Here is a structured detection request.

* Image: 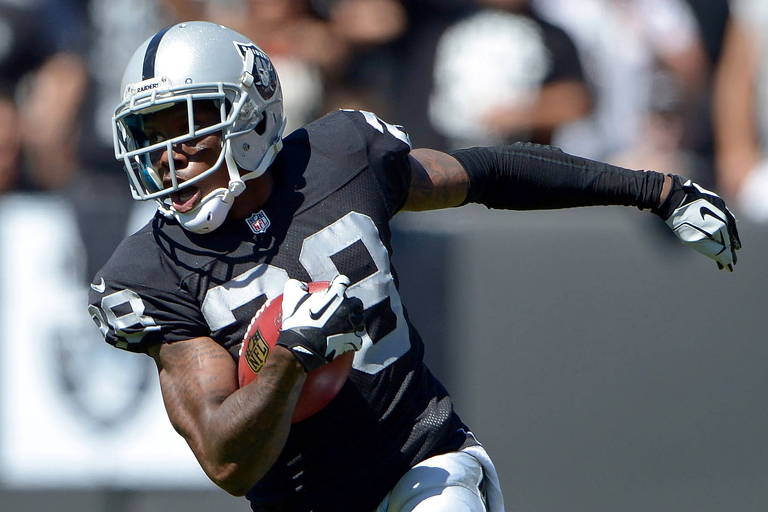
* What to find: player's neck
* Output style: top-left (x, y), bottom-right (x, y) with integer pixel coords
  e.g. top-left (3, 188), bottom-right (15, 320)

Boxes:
top-left (230, 172), bottom-right (274, 219)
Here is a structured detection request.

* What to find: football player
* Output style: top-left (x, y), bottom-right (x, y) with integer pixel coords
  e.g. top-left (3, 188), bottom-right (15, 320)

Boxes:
top-left (88, 22), bottom-right (740, 512)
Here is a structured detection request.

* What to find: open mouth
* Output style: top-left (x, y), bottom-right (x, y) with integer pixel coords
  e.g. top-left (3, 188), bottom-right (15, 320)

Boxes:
top-left (171, 186), bottom-right (201, 213)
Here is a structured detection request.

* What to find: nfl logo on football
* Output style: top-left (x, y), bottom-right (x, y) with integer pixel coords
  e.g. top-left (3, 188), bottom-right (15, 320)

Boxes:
top-left (246, 210), bottom-right (271, 235)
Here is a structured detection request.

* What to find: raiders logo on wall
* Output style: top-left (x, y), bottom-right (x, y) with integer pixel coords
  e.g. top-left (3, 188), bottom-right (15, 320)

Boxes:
top-left (53, 320), bottom-right (153, 431)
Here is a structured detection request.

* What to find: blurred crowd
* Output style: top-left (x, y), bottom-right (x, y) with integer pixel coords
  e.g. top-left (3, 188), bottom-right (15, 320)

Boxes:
top-left (1, 0), bottom-right (766, 226)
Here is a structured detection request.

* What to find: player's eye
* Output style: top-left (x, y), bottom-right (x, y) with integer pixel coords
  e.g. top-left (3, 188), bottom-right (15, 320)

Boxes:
top-left (133, 129), bottom-right (164, 148)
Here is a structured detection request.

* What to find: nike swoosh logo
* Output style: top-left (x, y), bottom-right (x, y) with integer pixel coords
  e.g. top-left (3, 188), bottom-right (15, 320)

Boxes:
top-left (309, 299), bottom-right (334, 321)
top-left (90, 278), bottom-right (106, 293)
top-left (679, 221), bottom-right (729, 248)
top-left (700, 206), bottom-right (725, 224)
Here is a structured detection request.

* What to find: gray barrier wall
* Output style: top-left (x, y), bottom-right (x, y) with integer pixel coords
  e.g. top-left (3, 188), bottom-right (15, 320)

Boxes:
top-left (393, 205), bottom-right (766, 512)
top-left (1, 202), bottom-right (764, 511)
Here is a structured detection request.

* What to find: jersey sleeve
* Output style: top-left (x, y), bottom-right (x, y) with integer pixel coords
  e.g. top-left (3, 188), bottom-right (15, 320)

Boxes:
top-left (87, 234), bottom-right (208, 353)
top-left (340, 110), bottom-right (414, 217)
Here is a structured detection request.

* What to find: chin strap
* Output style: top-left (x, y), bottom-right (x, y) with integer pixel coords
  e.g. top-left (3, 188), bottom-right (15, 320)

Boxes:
top-left (221, 140), bottom-right (247, 203)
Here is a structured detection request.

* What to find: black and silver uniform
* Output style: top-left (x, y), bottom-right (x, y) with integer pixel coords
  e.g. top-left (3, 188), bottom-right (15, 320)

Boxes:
top-left (88, 110), bottom-right (474, 511)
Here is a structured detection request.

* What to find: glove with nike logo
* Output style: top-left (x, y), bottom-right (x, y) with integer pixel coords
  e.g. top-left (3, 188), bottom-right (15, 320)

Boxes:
top-left (276, 275), bottom-right (365, 372)
top-left (653, 174), bottom-right (742, 271)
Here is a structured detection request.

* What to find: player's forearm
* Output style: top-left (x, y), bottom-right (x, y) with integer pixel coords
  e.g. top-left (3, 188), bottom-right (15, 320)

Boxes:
top-left (156, 340), bottom-right (306, 496)
top-left (200, 349), bottom-right (306, 495)
top-left (451, 143), bottom-right (667, 211)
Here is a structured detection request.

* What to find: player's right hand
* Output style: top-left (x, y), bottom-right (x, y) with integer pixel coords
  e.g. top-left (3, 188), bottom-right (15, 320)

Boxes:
top-left (653, 175), bottom-right (742, 271)
top-left (276, 276), bottom-right (365, 372)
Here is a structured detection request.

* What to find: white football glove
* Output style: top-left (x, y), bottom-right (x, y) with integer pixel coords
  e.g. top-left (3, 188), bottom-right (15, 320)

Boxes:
top-left (654, 175), bottom-right (742, 271)
top-left (276, 275), bottom-right (365, 371)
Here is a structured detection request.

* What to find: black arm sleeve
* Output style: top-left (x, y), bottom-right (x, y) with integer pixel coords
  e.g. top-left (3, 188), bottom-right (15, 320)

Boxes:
top-left (451, 143), bottom-right (665, 211)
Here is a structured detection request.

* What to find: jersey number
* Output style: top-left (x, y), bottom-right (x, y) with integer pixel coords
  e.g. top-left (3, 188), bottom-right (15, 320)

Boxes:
top-left (88, 289), bottom-right (160, 350)
top-left (299, 212), bottom-right (409, 374)
top-left (203, 212), bottom-right (409, 374)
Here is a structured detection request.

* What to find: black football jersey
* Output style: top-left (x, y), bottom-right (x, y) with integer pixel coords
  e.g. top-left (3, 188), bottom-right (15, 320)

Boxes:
top-left (88, 110), bottom-right (472, 511)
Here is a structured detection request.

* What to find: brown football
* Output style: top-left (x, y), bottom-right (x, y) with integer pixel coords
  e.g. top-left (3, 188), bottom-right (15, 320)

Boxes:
top-left (238, 281), bottom-right (354, 423)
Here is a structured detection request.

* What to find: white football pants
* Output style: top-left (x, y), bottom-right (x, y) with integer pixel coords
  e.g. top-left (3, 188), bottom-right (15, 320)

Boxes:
top-left (375, 444), bottom-right (505, 512)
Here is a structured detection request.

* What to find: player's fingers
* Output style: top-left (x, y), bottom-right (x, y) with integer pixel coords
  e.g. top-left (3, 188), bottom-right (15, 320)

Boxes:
top-left (713, 226), bottom-right (734, 267)
top-left (282, 279), bottom-right (309, 314)
top-left (714, 249), bottom-right (733, 269)
top-left (304, 275), bottom-right (351, 319)
top-left (730, 225), bottom-right (742, 253)
top-left (725, 208), bottom-right (742, 251)
top-left (327, 274), bottom-right (351, 299)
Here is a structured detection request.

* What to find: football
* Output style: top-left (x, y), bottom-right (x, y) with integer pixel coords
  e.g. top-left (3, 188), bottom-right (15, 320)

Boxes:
top-left (238, 281), bottom-right (355, 423)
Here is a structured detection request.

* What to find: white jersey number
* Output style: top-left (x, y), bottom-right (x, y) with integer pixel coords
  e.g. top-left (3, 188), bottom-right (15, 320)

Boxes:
top-left (89, 289), bottom-right (161, 349)
top-left (300, 212), bottom-right (409, 374)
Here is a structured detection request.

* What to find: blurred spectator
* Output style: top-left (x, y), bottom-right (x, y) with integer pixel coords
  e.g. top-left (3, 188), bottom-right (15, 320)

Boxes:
top-left (428, 0), bottom-right (591, 149)
top-left (683, 0), bottom-right (730, 67)
top-left (0, 0), bottom-right (82, 193)
top-left (326, 0), bottom-right (406, 46)
top-left (20, 52), bottom-right (87, 190)
top-left (611, 70), bottom-right (708, 184)
top-left (34, 0), bottom-right (176, 280)
top-left (533, 0), bottom-right (707, 162)
top-left (318, 0), bottom-right (408, 117)
top-left (0, 91), bottom-right (19, 194)
top-left (388, 0), bottom-right (473, 149)
top-left (713, 0), bottom-right (768, 222)
top-left (675, 0), bottom-right (730, 190)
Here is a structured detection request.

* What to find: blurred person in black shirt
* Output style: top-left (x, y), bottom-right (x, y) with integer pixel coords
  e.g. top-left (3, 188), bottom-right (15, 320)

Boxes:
top-left (0, 0), bottom-right (83, 193)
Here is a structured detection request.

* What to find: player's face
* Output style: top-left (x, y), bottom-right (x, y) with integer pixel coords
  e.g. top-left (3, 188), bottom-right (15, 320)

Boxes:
top-left (142, 101), bottom-right (228, 213)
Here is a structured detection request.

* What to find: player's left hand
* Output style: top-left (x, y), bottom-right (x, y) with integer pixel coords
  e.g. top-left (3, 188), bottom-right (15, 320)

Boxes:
top-left (653, 175), bottom-right (742, 271)
top-left (276, 275), bottom-right (365, 372)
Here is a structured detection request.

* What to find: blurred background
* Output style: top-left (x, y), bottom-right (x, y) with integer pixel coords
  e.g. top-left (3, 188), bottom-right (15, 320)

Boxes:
top-left (0, 0), bottom-right (765, 511)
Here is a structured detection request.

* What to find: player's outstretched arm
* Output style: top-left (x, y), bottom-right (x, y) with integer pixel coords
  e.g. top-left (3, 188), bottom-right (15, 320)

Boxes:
top-left (150, 336), bottom-right (306, 496)
top-left (405, 144), bottom-right (741, 270)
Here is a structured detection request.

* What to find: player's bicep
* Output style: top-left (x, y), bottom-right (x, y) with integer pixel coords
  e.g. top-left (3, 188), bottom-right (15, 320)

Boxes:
top-left (150, 337), bottom-right (237, 441)
top-left (401, 148), bottom-right (469, 211)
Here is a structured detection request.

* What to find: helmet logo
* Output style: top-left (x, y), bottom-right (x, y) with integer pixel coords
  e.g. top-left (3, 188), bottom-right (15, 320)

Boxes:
top-left (234, 42), bottom-right (278, 100)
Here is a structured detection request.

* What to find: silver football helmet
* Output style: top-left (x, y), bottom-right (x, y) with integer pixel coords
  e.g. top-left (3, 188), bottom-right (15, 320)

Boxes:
top-left (112, 21), bottom-right (286, 233)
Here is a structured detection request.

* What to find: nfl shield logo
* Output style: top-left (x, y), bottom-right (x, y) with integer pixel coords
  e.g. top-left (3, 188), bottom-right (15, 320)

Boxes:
top-left (246, 210), bottom-right (271, 235)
